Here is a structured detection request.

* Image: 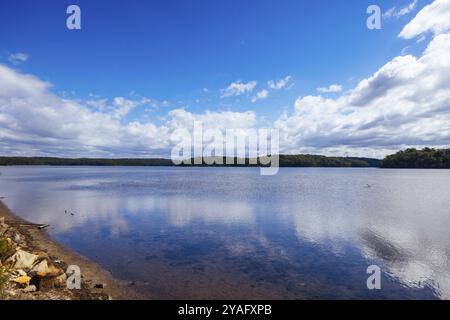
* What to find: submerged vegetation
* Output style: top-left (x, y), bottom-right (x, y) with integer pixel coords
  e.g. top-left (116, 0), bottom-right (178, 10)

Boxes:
top-left (380, 148), bottom-right (450, 169)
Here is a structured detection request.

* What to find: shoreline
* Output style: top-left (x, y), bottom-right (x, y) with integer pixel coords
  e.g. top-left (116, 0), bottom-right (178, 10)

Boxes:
top-left (0, 200), bottom-right (143, 300)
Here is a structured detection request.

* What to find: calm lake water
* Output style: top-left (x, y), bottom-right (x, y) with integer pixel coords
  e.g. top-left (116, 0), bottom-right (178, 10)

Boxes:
top-left (0, 166), bottom-right (449, 299)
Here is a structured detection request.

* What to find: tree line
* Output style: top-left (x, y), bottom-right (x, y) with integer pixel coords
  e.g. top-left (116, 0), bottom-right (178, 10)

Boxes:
top-left (0, 155), bottom-right (380, 167)
top-left (0, 148), bottom-right (448, 168)
top-left (380, 148), bottom-right (450, 169)
top-left (0, 157), bottom-right (173, 166)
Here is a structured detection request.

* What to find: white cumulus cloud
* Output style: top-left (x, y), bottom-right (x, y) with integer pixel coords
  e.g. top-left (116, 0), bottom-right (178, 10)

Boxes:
top-left (8, 52), bottom-right (28, 64)
top-left (399, 0), bottom-right (450, 39)
top-left (275, 28), bottom-right (450, 157)
top-left (317, 84), bottom-right (343, 93)
top-left (252, 89), bottom-right (269, 103)
top-left (220, 80), bottom-right (257, 98)
top-left (384, 0), bottom-right (418, 19)
top-left (0, 64), bottom-right (258, 157)
top-left (268, 76), bottom-right (292, 90)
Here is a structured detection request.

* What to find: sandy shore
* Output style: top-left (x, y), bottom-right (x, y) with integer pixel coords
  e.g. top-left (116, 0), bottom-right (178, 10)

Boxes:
top-left (0, 200), bottom-right (143, 300)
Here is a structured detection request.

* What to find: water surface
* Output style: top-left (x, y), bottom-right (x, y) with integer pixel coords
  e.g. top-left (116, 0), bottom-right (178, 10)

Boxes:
top-left (0, 166), bottom-right (449, 299)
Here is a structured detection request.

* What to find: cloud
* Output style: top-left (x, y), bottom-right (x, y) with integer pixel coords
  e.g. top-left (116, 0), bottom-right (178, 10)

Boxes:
top-left (399, 0), bottom-right (450, 39)
top-left (317, 84), bottom-right (343, 93)
top-left (86, 96), bottom-right (154, 118)
top-left (111, 96), bottom-right (151, 119)
top-left (1, 1), bottom-right (449, 159)
top-left (275, 26), bottom-right (450, 157)
top-left (8, 52), bottom-right (28, 64)
top-left (383, 7), bottom-right (397, 19)
top-left (168, 108), bottom-right (257, 132)
top-left (384, 0), bottom-right (418, 19)
top-left (86, 98), bottom-right (108, 110)
top-left (398, 0), bottom-right (419, 16)
top-left (220, 80), bottom-right (257, 98)
top-left (268, 76), bottom-right (292, 90)
top-left (0, 64), bottom-right (258, 157)
top-left (252, 89), bottom-right (269, 103)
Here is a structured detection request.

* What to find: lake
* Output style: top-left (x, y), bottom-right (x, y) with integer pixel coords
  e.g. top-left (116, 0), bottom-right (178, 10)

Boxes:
top-left (0, 166), bottom-right (449, 299)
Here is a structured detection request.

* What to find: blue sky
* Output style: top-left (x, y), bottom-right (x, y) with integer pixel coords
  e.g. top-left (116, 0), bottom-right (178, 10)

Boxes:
top-left (0, 0), bottom-right (449, 158)
top-left (0, 1), bottom-right (428, 116)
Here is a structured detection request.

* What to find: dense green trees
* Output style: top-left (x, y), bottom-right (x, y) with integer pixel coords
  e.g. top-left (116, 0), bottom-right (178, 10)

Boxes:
top-left (278, 155), bottom-right (378, 167)
top-left (2, 149), bottom-right (449, 168)
top-left (0, 157), bottom-right (173, 166)
top-left (0, 155), bottom-right (379, 167)
top-left (380, 148), bottom-right (450, 169)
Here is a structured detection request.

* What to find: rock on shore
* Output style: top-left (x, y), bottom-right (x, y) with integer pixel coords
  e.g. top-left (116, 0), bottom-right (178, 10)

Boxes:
top-left (0, 217), bottom-right (110, 300)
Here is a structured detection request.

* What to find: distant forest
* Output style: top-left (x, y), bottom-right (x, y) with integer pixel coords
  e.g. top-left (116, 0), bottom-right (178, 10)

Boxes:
top-left (0, 155), bottom-right (379, 167)
top-left (380, 148), bottom-right (450, 169)
top-left (278, 155), bottom-right (380, 167)
top-left (0, 148), bottom-right (449, 168)
top-left (0, 157), bottom-right (173, 166)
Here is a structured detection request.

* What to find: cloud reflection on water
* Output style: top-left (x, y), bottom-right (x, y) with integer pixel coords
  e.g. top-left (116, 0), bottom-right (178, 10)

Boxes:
top-left (1, 167), bottom-right (449, 298)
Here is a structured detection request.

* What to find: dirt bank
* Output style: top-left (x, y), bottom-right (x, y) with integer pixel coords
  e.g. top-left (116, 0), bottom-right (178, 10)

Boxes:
top-left (0, 200), bottom-right (142, 300)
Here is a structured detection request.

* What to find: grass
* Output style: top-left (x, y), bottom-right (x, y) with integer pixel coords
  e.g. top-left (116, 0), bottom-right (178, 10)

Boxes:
top-left (0, 266), bottom-right (9, 298)
top-left (0, 237), bottom-right (14, 298)
top-left (0, 237), bottom-right (15, 261)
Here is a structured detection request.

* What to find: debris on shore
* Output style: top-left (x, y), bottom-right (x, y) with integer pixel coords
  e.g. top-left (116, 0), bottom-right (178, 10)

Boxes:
top-left (0, 216), bottom-right (110, 300)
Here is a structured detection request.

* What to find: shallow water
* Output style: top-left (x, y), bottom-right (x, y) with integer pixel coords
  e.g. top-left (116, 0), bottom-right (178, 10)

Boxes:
top-left (0, 166), bottom-right (449, 299)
